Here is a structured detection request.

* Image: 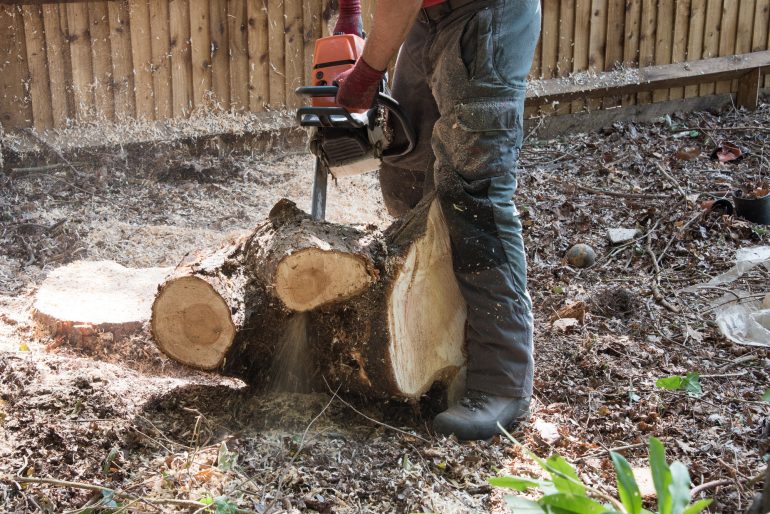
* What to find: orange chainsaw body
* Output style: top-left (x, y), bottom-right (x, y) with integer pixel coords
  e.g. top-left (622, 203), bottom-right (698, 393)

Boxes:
top-left (310, 34), bottom-right (366, 112)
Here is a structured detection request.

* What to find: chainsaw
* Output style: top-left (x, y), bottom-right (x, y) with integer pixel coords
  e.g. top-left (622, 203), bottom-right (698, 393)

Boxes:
top-left (295, 32), bottom-right (415, 220)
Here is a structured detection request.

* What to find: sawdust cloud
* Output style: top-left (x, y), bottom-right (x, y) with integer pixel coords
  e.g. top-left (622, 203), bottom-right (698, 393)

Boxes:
top-left (268, 312), bottom-right (313, 393)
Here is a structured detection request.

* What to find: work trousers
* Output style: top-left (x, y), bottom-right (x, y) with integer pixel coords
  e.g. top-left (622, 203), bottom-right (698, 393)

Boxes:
top-left (381, 0), bottom-right (541, 397)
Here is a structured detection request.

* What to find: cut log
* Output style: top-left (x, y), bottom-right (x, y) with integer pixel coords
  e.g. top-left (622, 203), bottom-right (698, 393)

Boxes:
top-left (251, 199), bottom-right (379, 312)
top-left (312, 198), bottom-right (467, 398)
top-left (151, 199), bottom-right (380, 381)
top-left (150, 197), bottom-right (467, 399)
top-left (33, 260), bottom-right (172, 343)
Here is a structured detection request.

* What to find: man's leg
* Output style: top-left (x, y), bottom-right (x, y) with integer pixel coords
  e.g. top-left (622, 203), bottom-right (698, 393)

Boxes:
top-left (427, 0), bottom-right (541, 439)
top-left (379, 19), bottom-right (440, 217)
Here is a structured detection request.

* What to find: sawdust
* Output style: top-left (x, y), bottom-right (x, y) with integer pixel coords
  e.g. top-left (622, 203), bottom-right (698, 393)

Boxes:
top-left (2, 104), bottom-right (770, 512)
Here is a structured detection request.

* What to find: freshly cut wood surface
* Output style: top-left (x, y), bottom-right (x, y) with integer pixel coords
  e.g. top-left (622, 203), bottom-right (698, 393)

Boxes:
top-left (152, 242), bottom-right (246, 370)
top-left (34, 260), bottom-right (172, 341)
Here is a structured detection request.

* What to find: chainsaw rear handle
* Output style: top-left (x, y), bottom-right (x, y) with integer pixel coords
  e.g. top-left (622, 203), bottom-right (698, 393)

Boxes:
top-left (295, 86), bottom-right (416, 158)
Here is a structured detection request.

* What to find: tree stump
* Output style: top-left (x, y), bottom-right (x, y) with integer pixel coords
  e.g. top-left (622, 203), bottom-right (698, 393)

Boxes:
top-left (33, 260), bottom-right (172, 343)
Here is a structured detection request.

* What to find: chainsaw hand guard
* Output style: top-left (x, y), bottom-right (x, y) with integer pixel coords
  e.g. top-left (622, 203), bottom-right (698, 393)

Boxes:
top-left (296, 86), bottom-right (416, 159)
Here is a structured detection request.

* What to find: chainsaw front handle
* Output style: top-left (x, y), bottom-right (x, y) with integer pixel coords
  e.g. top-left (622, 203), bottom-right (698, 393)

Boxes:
top-left (295, 86), bottom-right (416, 159)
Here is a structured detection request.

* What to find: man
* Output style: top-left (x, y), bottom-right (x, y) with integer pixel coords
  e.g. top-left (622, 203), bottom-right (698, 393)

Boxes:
top-left (334, 0), bottom-right (541, 440)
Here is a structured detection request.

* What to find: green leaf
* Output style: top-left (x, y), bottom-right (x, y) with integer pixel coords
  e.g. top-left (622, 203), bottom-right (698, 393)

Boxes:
top-left (682, 373), bottom-right (702, 396)
top-left (610, 452), bottom-right (642, 514)
top-left (648, 438), bottom-right (672, 514)
top-left (655, 373), bottom-right (701, 396)
top-left (488, 476), bottom-right (546, 491)
top-left (217, 442), bottom-right (238, 471)
top-left (668, 462), bottom-right (692, 514)
top-left (656, 376), bottom-right (684, 390)
top-left (546, 455), bottom-right (586, 496)
top-left (213, 496), bottom-right (238, 514)
top-left (199, 495), bottom-right (214, 506)
top-left (505, 496), bottom-right (547, 513)
top-left (539, 493), bottom-right (608, 514)
top-left (681, 499), bottom-right (713, 514)
top-left (763, 388), bottom-right (770, 402)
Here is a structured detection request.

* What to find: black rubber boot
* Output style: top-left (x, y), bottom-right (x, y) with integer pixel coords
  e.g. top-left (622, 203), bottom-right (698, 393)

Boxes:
top-left (433, 390), bottom-right (530, 441)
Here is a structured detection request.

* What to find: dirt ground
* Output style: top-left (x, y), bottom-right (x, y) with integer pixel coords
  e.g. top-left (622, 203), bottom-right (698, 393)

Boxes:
top-left (1, 103), bottom-right (769, 513)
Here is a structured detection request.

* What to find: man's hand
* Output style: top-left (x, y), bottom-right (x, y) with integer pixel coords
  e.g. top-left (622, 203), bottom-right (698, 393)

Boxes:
top-left (335, 0), bottom-right (422, 110)
top-left (335, 58), bottom-right (385, 110)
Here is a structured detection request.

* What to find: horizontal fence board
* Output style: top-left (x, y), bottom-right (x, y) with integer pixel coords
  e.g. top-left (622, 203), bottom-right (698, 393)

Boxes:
top-left (2, 0), bottom-right (769, 131)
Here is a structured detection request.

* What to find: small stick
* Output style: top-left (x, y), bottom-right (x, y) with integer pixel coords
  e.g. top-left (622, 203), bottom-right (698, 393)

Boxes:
top-left (699, 370), bottom-right (748, 378)
top-left (2, 475), bottom-right (207, 509)
top-left (690, 479), bottom-right (733, 497)
top-left (656, 211), bottom-right (702, 266)
top-left (646, 231), bottom-right (680, 313)
top-left (578, 441), bottom-right (648, 459)
top-left (323, 377), bottom-right (430, 443)
top-left (688, 125), bottom-right (770, 132)
top-left (575, 184), bottom-right (669, 200)
top-left (22, 128), bottom-right (81, 178)
top-left (655, 162), bottom-right (688, 202)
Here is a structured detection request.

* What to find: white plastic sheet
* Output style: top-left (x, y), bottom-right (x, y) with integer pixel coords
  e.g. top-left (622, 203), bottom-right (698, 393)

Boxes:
top-left (684, 246), bottom-right (770, 346)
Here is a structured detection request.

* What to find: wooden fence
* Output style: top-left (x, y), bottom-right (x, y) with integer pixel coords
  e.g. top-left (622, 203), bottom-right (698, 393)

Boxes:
top-left (1, 0), bottom-right (769, 131)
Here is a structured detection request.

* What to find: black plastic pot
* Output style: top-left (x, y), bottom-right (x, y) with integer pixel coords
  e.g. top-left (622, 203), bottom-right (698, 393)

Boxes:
top-left (733, 189), bottom-right (770, 225)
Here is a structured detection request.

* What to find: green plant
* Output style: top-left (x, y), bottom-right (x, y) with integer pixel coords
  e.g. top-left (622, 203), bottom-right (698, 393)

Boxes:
top-left (655, 373), bottom-right (702, 396)
top-left (199, 494), bottom-right (239, 514)
top-left (489, 429), bottom-right (711, 514)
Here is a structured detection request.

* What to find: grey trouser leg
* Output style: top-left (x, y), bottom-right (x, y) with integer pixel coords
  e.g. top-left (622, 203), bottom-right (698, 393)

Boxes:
top-left (384, 0), bottom-right (541, 397)
top-left (379, 23), bottom-right (439, 217)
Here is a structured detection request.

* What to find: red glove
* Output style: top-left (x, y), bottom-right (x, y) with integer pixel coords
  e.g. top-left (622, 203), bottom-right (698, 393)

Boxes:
top-left (334, 0), bottom-right (363, 37)
top-left (335, 58), bottom-right (385, 110)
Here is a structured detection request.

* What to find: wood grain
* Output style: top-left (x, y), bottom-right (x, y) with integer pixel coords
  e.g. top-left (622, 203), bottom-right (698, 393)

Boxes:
top-left (652, 0), bottom-right (674, 102)
top-left (169, 0), bottom-right (192, 116)
top-left (209, 0), bottom-right (230, 109)
top-left (89, 1), bottom-right (115, 120)
top-left (248, 0), bottom-right (269, 110)
top-left (699, 0), bottom-right (723, 95)
top-left (622, 0), bottom-right (642, 105)
top-left (128, 0), bottom-right (154, 119)
top-left (149, 0), bottom-right (172, 118)
top-left (41, 4), bottom-right (74, 126)
top-left (669, 0), bottom-right (691, 99)
top-left (22, 4), bottom-right (54, 130)
top-left (284, 0), bottom-right (303, 108)
top-left (684, 0), bottom-right (705, 97)
top-left (189, 0), bottom-right (212, 108)
top-left (715, 0), bottom-right (738, 93)
top-left (108, 0), bottom-right (135, 120)
top-left (267, 0), bottom-right (285, 106)
top-left (65, 2), bottom-right (95, 120)
top-left (636, 0), bottom-right (657, 103)
top-left (228, 0), bottom-right (249, 110)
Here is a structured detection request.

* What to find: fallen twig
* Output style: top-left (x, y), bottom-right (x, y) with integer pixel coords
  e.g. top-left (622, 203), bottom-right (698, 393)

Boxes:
top-left (575, 184), bottom-right (669, 200)
top-left (323, 377), bottom-right (430, 443)
top-left (656, 211), bottom-right (702, 266)
top-left (646, 228), bottom-right (680, 313)
top-left (690, 479), bottom-right (733, 497)
top-left (3, 475), bottom-right (207, 509)
top-left (655, 162), bottom-right (688, 202)
top-left (577, 441), bottom-right (648, 459)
